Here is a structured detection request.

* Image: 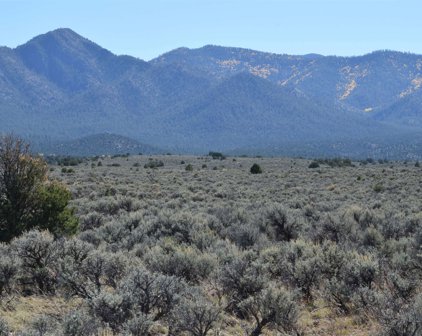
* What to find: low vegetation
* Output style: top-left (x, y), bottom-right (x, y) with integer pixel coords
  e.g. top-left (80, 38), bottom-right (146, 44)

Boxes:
top-left (0, 138), bottom-right (421, 335)
top-left (250, 163), bottom-right (263, 174)
top-left (0, 136), bottom-right (77, 242)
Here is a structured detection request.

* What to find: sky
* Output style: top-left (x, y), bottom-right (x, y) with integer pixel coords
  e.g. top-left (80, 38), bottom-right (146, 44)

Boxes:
top-left (0, 0), bottom-right (421, 60)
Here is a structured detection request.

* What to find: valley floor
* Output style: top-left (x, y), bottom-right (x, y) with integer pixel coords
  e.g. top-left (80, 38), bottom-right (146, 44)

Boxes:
top-left (1, 155), bottom-right (421, 335)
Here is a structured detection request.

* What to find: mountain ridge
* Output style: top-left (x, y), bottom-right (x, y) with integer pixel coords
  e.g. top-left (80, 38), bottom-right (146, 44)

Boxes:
top-left (34, 133), bottom-right (162, 156)
top-left (1, 28), bottom-right (421, 159)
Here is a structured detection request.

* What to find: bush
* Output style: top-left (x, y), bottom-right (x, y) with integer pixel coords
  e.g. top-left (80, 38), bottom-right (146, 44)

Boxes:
top-left (172, 294), bottom-right (221, 336)
top-left (144, 160), bottom-right (164, 169)
top-left (0, 135), bottom-right (46, 241)
top-left (79, 212), bottom-right (104, 231)
top-left (55, 156), bottom-right (84, 166)
top-left (315, 158), bottom-right (353, 168)
top-left (119, 267), bottom-right (186, 320)
top-left (147, 211), bottom-right (194, 243)
top-left (219, 251), bottom-right (266, 313)
top-left (61, 167), bottom-right (75, 174)
top-left (93, 292), bottom-right (131, 332)
top-left (370, 291), bottom-right (422, 336)
top-left (122, 314), bottom-right (152, 336)
top-left (0, 135), bottom-right (77, 242)
top-left (322, 253), bottom-right (379, 313)
top-left (27, 315), bottom-right (56, 336)
top-left (60, 310), bottom-right (99, 336)
top-left (145, 244), bottom-right (215, 283)
top-left (265, 241), bottom-right (322, 302)
top-left (185, 164), bottom-right (194, 171)
top-left (0, 317), bottom-right (9, 336)
top-left (30, 181), bottom-right (79, 237)
top-left (227, 223), bottom-right (261, 248)
top-left (0, 251), bottom-right (19, 296)
top-left (250, 163), bottom-right (262, 174)
top-left (208, 152), bottom-right (226, 160)
top-left (308, 161), bottom-right (320, 168)
top-left (373, 183), bottom-right (384, 193)
top-left (58, 249), bottom-right (125, 300)
top-left (264, 205), bottom-right (302, 241)
top-left (11, 230), bottom-right (57, 294)
top-left (239, 285), bottom-right (299, 336)
top-left (312, 214), bottom-right (355, 244)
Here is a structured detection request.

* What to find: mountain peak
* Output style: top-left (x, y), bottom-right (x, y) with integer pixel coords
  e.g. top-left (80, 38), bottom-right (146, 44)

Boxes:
top-left (49, 27), bottom-right (82, 37)
top-left (14, 28), bottom-right (114, 91)
top-left (46, 28), bottom-right (91, 44)
top-left (17, 28), bottom-right (106, 53)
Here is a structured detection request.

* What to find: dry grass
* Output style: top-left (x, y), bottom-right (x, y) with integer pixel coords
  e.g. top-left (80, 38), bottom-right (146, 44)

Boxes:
top-left (0, 296), bottom-right (78, 332)
top-left (300, 301), bottom-right (379, 336)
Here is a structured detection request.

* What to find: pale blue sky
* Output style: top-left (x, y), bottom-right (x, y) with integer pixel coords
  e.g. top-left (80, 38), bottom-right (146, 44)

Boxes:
top-left (0, 0), bottom-right (421, 60)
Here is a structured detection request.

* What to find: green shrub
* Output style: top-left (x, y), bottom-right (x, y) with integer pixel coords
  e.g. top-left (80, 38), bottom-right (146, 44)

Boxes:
top-left (373, 183), bottom-right (384, 193)
top-left (144, 160), bottom-right (164, 169)
top-left (61, 167), bottom-right (75, 174)
top-left (0, 135), bottom-right (71, 241)
top-left (308, 161), bottom-right (320, 168)
top-left (314, 158), bottom-right (353, 168)
top-left (208, 151), bottom-right (226, 160)
top-left (31, 181), bottom-right (79, 237)
top-left (250, 163), bottom-right (262, 174)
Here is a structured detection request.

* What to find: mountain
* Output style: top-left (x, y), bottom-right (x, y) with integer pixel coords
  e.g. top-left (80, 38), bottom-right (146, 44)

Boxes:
top-left (152, 46), bottom-right (422, 115)
top-left (373, 90), bottom-right (422, 127)
top-left (0, 28), bottom-right (421, 159)
top-left (162, 72), bottom-right (396, 149)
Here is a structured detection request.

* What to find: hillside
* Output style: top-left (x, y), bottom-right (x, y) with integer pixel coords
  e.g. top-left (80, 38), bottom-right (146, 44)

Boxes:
top-left (153, 47), bottom-right (422, 114)
top-left (0, 29), bottom-right (422, 158)
top-left (374, 89), bottom-right (422, 127)
top-left (35, 133), bottom-right (162, 156)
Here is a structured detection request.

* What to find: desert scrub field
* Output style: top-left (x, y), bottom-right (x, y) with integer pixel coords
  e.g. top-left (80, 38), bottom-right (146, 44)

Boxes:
top-left (1, 154), bottom-right (421, 335)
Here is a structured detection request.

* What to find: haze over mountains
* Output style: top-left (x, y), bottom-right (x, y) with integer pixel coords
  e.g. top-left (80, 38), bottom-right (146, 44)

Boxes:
top-left (0, 28), bottom-right (421, 158)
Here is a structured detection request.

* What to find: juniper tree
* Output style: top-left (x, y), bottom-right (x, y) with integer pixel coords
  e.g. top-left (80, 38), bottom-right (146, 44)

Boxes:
top-left (0, 135), bottom-right (77, 241)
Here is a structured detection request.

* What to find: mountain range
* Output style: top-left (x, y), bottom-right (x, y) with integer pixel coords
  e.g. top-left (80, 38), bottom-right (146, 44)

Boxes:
top-left (0, 28), bottom-right (421, 158)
